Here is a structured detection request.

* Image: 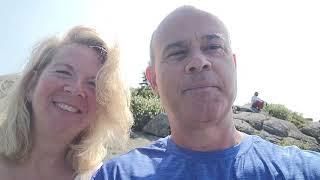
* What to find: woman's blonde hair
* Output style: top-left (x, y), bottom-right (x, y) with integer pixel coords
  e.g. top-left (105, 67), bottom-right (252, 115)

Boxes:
top-left (0, 26), bottom-right (133, 176)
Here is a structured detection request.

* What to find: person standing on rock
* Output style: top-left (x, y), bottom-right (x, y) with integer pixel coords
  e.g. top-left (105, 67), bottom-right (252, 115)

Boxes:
top-left (92, 6), bottom-right (320, 180)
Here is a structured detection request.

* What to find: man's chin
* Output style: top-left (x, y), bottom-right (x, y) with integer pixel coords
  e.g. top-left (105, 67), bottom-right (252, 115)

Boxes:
top-left (181, 111), bottom-right (226, 124)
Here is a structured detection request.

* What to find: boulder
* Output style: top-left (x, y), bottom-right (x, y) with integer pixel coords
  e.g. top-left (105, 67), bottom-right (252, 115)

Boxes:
top-left (0, 74), bottom-right (19, 99)
top-left (0, 80), bottom-right (14, 99)
top-left (300, 122), bottom-right (320, 142)
top-left (258, 130), bottom-right (283, 144)
top-left (233, 112), bottom-right (269, 130)
top-left (234, 118), bottom-right (258, 135)
top-left (275, 119), bottom-right (313, 141)
top-left (143, 113), bottom-right (170, 137)
top-left (263, 118), bottom-right (290, 137)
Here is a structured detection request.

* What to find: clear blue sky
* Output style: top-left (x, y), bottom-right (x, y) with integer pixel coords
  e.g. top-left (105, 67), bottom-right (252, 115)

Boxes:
top-left (1, 0), bottom-right (319, 121)
top-left (0, 0), bottom-right (92, 74)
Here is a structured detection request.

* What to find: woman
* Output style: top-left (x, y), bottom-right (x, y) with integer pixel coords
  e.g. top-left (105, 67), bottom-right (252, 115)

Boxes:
top-left (0, 26), bottom-right (133, 179)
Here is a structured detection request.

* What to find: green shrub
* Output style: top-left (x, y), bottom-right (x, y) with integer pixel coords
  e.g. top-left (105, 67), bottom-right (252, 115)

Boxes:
top-left (278, 139), bottom-right (311, 150)
top-left (264, 104), bottom-right (306, 128)
top-left (288, 112), bottom-right (306, 129)
top-left (264, 104), bottom-right (291, 120)
top-left (130, 86), bottom-right (158, 99)
top-left (130, 87), bottom-right (163, 131)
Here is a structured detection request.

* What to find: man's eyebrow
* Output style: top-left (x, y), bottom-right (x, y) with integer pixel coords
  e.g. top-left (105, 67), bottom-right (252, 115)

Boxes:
top-left (162, 40), bottom-right (187, 56)
top-left (201, 34), bottom-right (225, 41)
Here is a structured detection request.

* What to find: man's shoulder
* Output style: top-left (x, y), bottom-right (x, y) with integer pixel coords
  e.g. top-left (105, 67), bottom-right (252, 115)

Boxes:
top-left (249, 135), bottom-right (319, 157)
top-left (92, 136), bottom-right (169, 179)
top-left (235, 135), bottom-right (320, 179)
top-left (248, 135), bottom-right (320, 172)
top-left (109, 136), bottom-right (168, 164)
top-left (250, 135), bottom-right (319, 155)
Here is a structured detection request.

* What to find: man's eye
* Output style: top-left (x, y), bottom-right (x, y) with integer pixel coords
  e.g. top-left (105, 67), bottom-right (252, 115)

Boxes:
top-left (55, 70), bottom-right (72, 76)
top-left (207, 45), bottom-right (223, 50)
top-left (168, 50), bottom-right (186, 57)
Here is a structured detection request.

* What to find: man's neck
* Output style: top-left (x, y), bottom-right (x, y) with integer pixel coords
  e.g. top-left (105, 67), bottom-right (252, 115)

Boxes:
top-left (170, 113), bottom-right (244, 152)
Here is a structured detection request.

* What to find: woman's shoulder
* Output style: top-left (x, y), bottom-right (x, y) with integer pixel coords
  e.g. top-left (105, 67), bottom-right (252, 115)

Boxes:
top-left (74, 162), bottom-right (103, 180)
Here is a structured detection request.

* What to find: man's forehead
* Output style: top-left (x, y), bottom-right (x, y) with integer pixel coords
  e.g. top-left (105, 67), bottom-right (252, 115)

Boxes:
top-left (153, 7), bottom-right (229, 48)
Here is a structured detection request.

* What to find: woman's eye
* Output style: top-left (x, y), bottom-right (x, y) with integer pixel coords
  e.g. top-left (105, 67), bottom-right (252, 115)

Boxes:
top-left (55, 70), bottom-right (72, 76)
top-left (88, 81), bottom-right (96, 88)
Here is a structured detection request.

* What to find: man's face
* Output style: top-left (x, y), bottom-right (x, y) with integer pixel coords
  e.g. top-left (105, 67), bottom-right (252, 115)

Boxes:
top-left (150, 10), bottom-right (237, 128)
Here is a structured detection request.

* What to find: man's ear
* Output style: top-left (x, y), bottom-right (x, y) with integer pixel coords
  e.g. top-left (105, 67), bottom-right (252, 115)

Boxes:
top-left (232, 54), bottom-right (237, 68)
top-left (146, 66), bottom-right (159, 95)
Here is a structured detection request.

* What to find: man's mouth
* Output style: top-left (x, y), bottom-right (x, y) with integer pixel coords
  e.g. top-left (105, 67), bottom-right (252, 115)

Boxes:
top-left (183, 86), bottom-right (218, 93)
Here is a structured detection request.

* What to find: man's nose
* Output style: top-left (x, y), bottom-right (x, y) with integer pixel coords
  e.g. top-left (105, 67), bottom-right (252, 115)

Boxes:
top-left (63, 80), bottom-right (86, 98)
top-left (185, 51), bottom-right (212, 73)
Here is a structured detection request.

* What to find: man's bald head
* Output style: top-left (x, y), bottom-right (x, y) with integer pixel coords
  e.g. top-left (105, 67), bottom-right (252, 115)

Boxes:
top-left (149, 6), bottom-right (231, 67)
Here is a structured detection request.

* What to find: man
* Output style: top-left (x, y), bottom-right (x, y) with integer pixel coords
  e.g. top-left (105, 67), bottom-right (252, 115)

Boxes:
top-left (93, 6), bottom-right (320, 179)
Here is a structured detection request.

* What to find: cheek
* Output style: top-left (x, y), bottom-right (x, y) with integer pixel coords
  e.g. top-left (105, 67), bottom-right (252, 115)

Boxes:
top-left (158, 67), bottom-right (181, 96)
top-left (87, 94), bottom-right (98, 115)
top-left (217, 64), bottom-right (237, 95)
top-left (158, 64), bottom-right (183, 84)
top-left (32, 77), bottom-right (56, 101)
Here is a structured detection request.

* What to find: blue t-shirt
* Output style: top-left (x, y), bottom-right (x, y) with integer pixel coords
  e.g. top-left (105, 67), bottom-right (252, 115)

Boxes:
top-left (92, 135), bottom-right (320, 180)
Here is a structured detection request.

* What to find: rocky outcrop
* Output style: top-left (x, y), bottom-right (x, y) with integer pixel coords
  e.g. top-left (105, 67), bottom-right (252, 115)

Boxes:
top-left (233, 118), bottom-right (259, 135)
top-left (263, 118), bottom-right (290, 137)
top-left (258, 130), bottom-right (283, 144)
top-left (233, 112), bottom-right (267, 130)
top-left (301, 122), bottom-right (320, 143)
top-left (142, 110), bottom-right (320, 152)
top-left (143, 113), bottom-right (170, 137)
top-left (0, 74), bottom-right (19, 99)
top-left (235, 112), bottom-right (319, 151)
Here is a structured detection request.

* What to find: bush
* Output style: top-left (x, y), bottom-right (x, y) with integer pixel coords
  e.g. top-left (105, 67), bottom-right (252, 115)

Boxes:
top-left (278, 139), bottom-right (311, 150)
top-left (264, 104), bottom-right (290, 120)
top-left (264, 104), bottom-right (306, 128)
top-left (130, 87), bottom-right (163, 131)
top-left (288, 112), bottom-right (306, 129)
top-left (130, 86), bottom-right (158, 99)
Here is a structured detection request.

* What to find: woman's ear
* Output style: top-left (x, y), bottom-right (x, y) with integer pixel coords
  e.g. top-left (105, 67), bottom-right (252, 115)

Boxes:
top-left (26, 73), bottom-right (38, 102)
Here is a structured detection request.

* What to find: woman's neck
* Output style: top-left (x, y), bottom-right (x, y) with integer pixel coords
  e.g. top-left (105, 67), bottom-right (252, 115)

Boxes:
top-left (13, 135), bottom-right (74, 179)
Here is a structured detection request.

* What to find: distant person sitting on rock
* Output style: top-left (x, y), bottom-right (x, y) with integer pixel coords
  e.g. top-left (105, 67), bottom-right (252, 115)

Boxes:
top-left (251, 92), bottom-right (265, 112)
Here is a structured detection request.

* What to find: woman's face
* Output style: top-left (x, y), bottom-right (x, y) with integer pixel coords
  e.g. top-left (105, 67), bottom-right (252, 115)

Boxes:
top-left (29, 43), bottom-right (103, 140)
